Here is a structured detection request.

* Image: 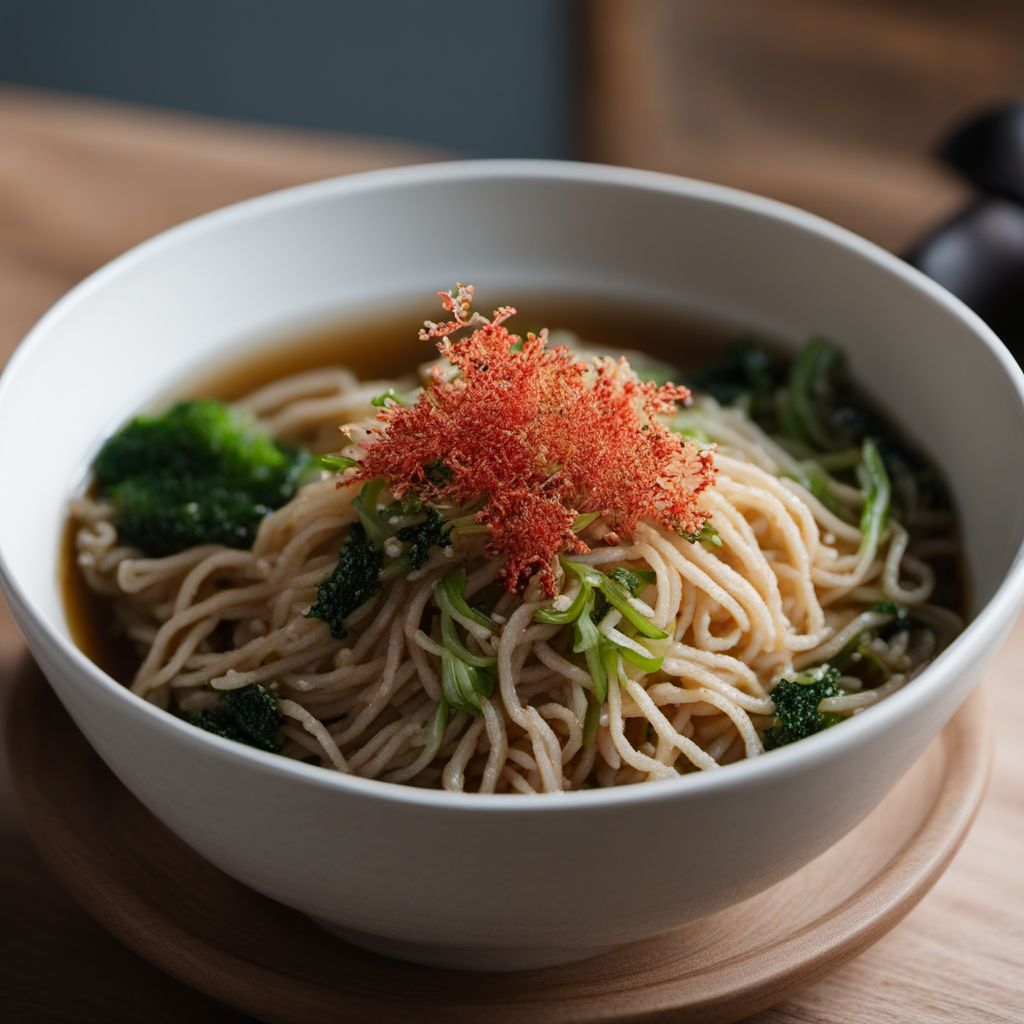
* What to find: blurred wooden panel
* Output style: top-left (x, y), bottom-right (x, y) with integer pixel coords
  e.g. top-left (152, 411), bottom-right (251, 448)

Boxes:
top-left (582, 0), bottom-right (1024, 251)
top-left (0, 86), bottom-right (441, 355)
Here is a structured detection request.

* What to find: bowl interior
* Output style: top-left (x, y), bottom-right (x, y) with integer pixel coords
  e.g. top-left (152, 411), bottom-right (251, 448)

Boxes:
top-left (2, 163), bottom-right (1023, 651)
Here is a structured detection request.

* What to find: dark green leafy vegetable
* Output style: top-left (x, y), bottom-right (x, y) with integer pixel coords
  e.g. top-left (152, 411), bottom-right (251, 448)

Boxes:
top-left (95, 399), bottom-right (313, 556)
top-left (311, 481), bottom-right (452, 632)
top-left (107, 478), bottom-right (274, 554)
top-left (779, 337), bottom-right (845, 451)
top-left (306, 521), bottom-right (383, 639)
top-left (94, 399), bottom-right (308, 500)
top-left (765, 665), bottom-right (844, 750)
top-left (189, 683), bottom-right (282, 752)
top-left (396, 509), bottom-right (450, 570)
top-left (689, 336), bottom-right (951, 537)
top-left (686, 340), bottom-right (778, 419)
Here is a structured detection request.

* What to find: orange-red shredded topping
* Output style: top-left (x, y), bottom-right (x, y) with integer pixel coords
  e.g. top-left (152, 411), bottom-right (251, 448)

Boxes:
top-left (354, 285), bottom-right (716, 594)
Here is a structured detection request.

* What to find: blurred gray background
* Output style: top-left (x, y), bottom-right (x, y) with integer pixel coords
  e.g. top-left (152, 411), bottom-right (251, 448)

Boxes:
top-left (0, 0), bottom-right (579, 157)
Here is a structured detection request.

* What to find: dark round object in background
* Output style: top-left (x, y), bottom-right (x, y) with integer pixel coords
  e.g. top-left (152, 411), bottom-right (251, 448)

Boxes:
top-left (941, 102), bottom-right (1024, 205)
top-left (906, 199), bottom-right (1024, 359)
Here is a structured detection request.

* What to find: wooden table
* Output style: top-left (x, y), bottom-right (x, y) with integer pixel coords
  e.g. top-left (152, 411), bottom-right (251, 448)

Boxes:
top-left (1, 85), bottom-right (1022, 1023)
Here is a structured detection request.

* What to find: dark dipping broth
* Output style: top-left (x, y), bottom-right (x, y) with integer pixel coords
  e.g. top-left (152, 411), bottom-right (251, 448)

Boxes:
top-left (62, 293), bottom-right (967, 690)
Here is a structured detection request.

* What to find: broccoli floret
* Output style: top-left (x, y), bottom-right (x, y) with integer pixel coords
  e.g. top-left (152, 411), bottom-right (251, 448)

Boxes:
top-left (396, 508), bottom-right (450, 570)
top-left (95, 399), bottom-right (313, 556)
top-left (189, 683), bottom-right (282, 752)
top-left (107, 478), bottom-right (272, 555)
top-left (96, 399), bottom-right (309, 504)
top-left (765, 665), bottom-right (844, 750)
top-left (306, 522), bottom-right (383, 639)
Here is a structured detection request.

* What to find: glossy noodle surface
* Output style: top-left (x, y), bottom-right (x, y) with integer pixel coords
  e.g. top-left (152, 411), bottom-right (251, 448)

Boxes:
top-left (66, 292), bottom-right (964, 792)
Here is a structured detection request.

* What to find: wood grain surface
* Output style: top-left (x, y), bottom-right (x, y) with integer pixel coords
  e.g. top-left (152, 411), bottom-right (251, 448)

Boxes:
top-left (4, 658), bottom-right (992, 1024)
top-left (583, 0), bottom-right (1024, 255)
top-left (0, 79), bottom-right (1023, 1022)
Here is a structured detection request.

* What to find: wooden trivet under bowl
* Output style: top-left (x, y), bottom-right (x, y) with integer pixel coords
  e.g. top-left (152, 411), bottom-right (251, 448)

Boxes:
top-left (6, 657), bottom-right (990, 1024)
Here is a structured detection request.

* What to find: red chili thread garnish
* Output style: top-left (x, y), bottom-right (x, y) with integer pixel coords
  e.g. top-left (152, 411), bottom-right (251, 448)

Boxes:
top-left (354, 284), bottom-right (716, 594)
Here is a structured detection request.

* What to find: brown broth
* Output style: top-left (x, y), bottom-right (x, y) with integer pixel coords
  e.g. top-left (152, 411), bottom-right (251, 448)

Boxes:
top-left (175, 295), bottom-right (729, 404)
top-left (61, 295), bottom-right (729, 682)
top-left (61, 295), bottom-right (966, 683)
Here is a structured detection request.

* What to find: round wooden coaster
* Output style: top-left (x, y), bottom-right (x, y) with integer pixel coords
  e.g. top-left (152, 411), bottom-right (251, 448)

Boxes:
top-left (7, 656), bottom-right (990, 1024)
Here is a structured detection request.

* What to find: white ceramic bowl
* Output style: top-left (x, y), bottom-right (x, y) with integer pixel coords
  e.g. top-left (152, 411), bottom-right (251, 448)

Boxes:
top-left (2, 161), bottom-right (1024, 971)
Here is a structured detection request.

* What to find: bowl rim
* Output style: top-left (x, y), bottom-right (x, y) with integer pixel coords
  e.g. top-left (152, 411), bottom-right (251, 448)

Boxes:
top-left (2, 157), bottom-right (1023, 813)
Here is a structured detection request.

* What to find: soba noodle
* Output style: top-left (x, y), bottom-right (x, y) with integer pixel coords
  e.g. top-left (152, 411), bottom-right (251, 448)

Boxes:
top-left (70, 336), bottom-right (962, 793)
